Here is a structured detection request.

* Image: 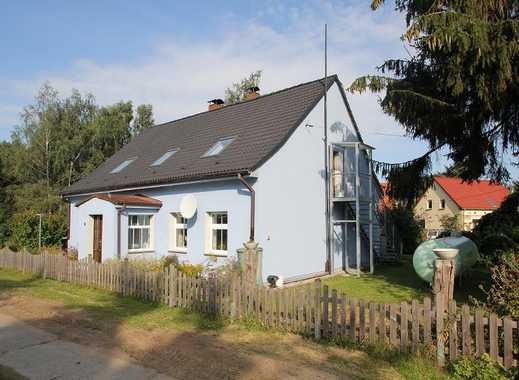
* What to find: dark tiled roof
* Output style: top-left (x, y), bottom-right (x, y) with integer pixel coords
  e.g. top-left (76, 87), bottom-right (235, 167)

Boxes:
top-left (62, 76), bottom-right (338, 196)
top-left (76, 194), bottom-right (162, 207)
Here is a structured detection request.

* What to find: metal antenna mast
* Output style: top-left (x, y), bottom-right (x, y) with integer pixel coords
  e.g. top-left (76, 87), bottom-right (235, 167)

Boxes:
top-left (323, 24), bottom-right (331, 272)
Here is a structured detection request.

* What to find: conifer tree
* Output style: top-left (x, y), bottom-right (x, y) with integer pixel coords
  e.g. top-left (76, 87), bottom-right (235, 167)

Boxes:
top-left (350, 0), bottom-right (519, 205)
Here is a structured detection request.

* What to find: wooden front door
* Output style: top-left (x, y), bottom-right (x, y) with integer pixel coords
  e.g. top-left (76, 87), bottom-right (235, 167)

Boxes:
top-left (92, 215), bottom-right (103, 263)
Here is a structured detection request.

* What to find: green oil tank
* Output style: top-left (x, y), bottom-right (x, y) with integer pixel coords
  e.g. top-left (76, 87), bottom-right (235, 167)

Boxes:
top-left (413, 236), bottom-right (479, 283)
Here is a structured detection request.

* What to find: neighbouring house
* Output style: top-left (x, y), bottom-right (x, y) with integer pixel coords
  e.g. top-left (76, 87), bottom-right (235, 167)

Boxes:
top-left (414, 176), bottom-right (509, 238)
top-left (62, 76), bottom-right (399, 282)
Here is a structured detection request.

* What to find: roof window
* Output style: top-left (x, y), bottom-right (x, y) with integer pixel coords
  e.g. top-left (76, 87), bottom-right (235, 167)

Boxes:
top-left (110, 157), bottom-right (137, 174)
top-left (203, 137), bottom-right (234, 157)
top-left (151, 148), bottom-right (178, 167)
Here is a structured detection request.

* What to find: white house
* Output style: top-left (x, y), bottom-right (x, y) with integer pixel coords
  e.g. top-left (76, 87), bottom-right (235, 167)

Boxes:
top-left (62, 76), bottom-right (397, 282)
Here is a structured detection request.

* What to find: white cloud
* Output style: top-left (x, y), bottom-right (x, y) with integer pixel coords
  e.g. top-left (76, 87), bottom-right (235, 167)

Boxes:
top-left (0, 0), bottom-right (437, 165)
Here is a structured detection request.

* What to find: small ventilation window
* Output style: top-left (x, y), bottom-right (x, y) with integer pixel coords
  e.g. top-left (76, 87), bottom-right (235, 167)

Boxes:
top-left (110, 157), bottom-right (137, 174)
top-left (203, 137), bottom-right (234, 157)
top-left (151, 148), bottom-right (178, 167)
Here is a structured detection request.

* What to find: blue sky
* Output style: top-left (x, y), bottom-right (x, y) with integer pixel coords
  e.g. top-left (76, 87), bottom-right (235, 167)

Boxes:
top-left (1, 1), bottom-right (516, 178)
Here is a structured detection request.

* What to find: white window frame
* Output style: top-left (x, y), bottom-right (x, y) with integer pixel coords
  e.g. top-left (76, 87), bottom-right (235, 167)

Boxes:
top-left (169, 213), bottom-right (188, 253)
top-left (427, 199), bottom-right (433, 210)
top-left (127, 214), bottom-right (154, 253)
top-left (206, 212), bottom-right (228, 256)
top-left (439, 199), bottom-right (446, 209)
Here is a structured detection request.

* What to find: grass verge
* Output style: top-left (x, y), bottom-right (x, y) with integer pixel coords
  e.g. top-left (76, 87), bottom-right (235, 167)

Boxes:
top-left (0, 268), bottom-right (456, 379)
top-left (321, 257), bottom-right (488, 304)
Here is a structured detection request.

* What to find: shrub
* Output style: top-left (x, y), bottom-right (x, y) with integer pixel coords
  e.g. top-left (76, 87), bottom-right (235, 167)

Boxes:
top-left (482, 250), bottom-right (519, 319)
top-left (385, 206), bottom-right (424, 255)
top-left (7, 210), bottom-right (66, 251)
top-left (450, 354), bottom-right (515, 379)
top-left (176, 262), bottom-right (204, 277)
top-left (473, 188), bottom-right (519, 264)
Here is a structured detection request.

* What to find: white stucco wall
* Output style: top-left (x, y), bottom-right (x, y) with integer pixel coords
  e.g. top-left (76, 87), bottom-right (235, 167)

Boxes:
top-left (68, 81), bottom-right (376, 281)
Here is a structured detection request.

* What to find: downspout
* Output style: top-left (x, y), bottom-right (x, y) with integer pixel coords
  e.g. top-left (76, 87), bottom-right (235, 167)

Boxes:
top-left (117, 205), bottom-right (126, 259)
top-left (238, 174), bottom-right (255, 241)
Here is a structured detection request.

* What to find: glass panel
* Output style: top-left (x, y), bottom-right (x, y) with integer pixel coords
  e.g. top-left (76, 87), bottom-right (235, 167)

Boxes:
top-left (221, 229), bottom-right (227, 250)
top-left (203, 137), bottom-right (234, 157)
top-left (110, 158), bottom-right (136, 174)
top-left (141, 229), bottom-right (149, 249)
top-left (176, 228), bottom-right (187, 247)
top-left (151, 148), bottom-right (177, 166)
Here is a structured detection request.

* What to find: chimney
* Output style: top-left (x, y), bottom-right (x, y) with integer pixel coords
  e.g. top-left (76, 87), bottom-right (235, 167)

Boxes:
top-left (245, 86), bottom-right (260, 101)
top-left (208, 98), bottom-right (224, 111)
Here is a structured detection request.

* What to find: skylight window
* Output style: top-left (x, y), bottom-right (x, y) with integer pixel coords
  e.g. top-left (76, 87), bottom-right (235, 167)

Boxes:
top-left (151, 148), bottom-right (178, 167)
top-left (110, 157), bottom-right (137, 174)
top-left (203, 137), bottom-right (234, 157)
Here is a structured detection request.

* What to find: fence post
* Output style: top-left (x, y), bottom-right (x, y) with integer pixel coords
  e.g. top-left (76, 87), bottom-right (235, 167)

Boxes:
top-left (314, 279), bottom-right (321, 340)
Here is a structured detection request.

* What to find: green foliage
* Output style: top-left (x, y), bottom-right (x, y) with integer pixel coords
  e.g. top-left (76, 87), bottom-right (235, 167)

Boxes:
top-left (224, 71), bottom-right (262, 104)
top-left (440, 215), bottom-right (460, 232)
top-left (473, 187), bottom-right (519, 264)
top-left (7, 210), bottom-right (66, 251)
top-left (450, 353), bottom-right (516, 380)
top-left (131, 104), bottom-right (154, 136)
top-left (385, 205), bottom-right (425, 255)
top-left (0, 155), bottom-right (11, 245)
top-left (482, 250), bottom-right (519, 319)
top-left (352, 1), bottom-right (519, 203)
top-left (0, 83), bottom-right (154, 249)
top-left (176, 262), bottom-right (205, 277)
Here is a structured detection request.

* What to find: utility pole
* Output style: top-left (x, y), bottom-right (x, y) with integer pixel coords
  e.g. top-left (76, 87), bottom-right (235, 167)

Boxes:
top-left (36, 213), bottom-right (42, 249)
top-left (323, 24), bottom-right (331, 272)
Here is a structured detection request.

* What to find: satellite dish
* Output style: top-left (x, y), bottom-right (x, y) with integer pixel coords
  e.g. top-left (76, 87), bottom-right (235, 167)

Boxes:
top-left (180, 194), bottom-right (197, 219)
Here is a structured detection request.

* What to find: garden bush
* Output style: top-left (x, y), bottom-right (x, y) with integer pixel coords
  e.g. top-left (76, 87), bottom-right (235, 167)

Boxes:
top-left (450, 353), bottom-right (516, 379)
top-left (482, 250), bottom-right (519, 319)
top-left (473, 187), bottom-right (519, 264)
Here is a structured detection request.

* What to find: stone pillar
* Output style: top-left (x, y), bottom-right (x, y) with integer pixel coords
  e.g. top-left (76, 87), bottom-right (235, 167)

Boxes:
top-left (432, 248), bottom-right (458, 316)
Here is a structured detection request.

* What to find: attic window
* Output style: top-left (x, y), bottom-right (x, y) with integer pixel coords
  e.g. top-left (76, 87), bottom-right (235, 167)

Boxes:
top-left (110, 157), bottom-right (137, 174)
top-left (151, 148), bottom-right (178, 167)
top-left (203, 137), bottom-right (234, 157)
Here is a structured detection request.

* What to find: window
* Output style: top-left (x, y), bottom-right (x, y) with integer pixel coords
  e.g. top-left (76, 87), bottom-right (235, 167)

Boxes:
top-left (111, 157), bottom-right (137, 174)
top-left (208, 212), bottom-right (228, 253)
top-left (427, 200), bottom-right (433, 209)
top-left (151, 148), bottom-right (178, 167)
top-left (128, 215), bottom-right (152, 251)
top-left (203, 137), bottom-right (234, 157)
top-left (171, 213), bottom-right (188, 252)
top-left (440, 199), bottom-right (446, 209)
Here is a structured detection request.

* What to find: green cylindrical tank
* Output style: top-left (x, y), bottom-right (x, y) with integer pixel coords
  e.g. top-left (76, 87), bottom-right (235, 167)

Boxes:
top-left (413, 236), bottom-right (479, 283)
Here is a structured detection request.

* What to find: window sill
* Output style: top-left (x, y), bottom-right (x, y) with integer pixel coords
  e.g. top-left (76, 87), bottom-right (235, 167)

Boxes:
top-left (204, 252), bottom-right (228, 258)
top-left (168, 249), bottom-right (187, 254)
top-left (128, 249), bottom-right (154, 254)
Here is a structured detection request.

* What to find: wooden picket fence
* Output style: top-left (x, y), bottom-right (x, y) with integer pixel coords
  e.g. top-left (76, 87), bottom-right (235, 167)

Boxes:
top-left (0, 249), bottom-right (517, 369)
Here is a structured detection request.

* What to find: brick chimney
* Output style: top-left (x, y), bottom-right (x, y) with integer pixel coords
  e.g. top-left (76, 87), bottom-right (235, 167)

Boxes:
top-left (208, 98), bottom-right (224, 111)
top-left (245, 86), bottom-right (260, 101)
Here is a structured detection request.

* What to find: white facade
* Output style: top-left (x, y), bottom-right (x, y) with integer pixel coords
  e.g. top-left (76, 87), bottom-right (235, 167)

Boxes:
top-left (67, 82), bottom-right (379, 281)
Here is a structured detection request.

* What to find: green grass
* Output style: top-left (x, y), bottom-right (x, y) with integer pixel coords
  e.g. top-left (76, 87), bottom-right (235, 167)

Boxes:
top-left (0, 268), bottom-right (224, 331)
top-left (325, 337), bottom-right (454, 380)
top-left (0, 364), bottom-right (27, 380)
top-left (321, 257), bottom-right (489, 304)
top-left (0, 267), bottom-right (459, 379)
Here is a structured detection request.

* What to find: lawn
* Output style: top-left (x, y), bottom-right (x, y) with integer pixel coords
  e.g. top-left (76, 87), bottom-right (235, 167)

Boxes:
top-left (0, 267), bottom-right (453, 380)
top-left (321, 257), bottom-right (489, 305)
top-left (0, 267), bottom-right (223, 331)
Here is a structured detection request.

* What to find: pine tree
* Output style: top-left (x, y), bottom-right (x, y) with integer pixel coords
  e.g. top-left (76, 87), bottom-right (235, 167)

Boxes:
top-left (350, 0), bottom-right (519, 205)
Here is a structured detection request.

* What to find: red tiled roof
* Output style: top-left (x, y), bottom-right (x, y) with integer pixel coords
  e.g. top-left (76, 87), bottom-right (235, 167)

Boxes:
top-left (434, 176), bottom-right (509, 210)
top-left (76, 193), bottom-right (162, 208)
